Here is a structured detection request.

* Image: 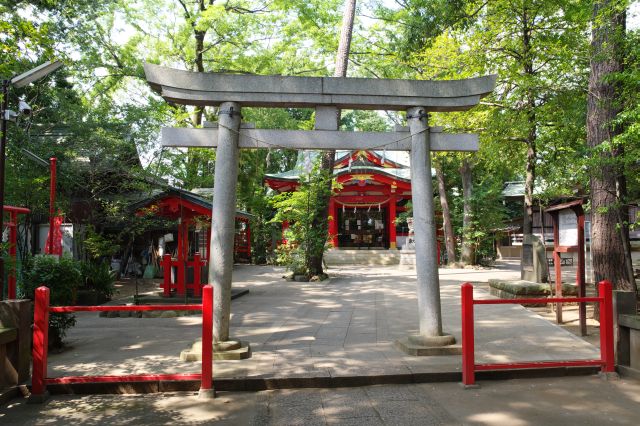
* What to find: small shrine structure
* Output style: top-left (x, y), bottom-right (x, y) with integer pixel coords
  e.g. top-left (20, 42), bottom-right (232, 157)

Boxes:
top-left (132, 188), bottom-right (251, 297)
top-left (266, 149), bottom-right (444, 256)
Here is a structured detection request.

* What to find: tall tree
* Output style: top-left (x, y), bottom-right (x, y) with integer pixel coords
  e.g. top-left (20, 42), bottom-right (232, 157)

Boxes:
top-left (308, 0), bottom-right (357, 276)
top-left (459, 156), bottom-right (475, 264)
top-left (587, 0), bottom-right (636, 292)
top-left (434, 157), bottom-right (456, 264)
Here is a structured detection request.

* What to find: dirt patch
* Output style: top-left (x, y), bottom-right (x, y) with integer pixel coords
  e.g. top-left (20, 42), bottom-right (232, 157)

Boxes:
top-left (111, 278), bottom-right (161, 301)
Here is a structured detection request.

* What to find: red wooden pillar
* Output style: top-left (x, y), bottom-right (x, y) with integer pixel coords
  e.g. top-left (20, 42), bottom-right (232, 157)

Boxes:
top-left (162, 254), bottom-right (172, 297)
top-left (388, 195), bottom-right (397, 249)
top-left (176, 220), bottom-right (188, 295)
top-left (551, 212), bottom-right (563, 324)
top-left (245, 219), bottom-right (252, 262)
top-left (328, 198), bottom-right (338, 247)
top-left (599, 280), bottom-right (615, 373)
top-left (200, 284), bottom-right (214, 396)
top-left (205, 226), bottom-right (211, 262)
top-left (7, 211), bottom-right (16, 299)
top-left (193, 252), bottom-right (202, 297)
top-left (32, 286), bottom-right (50, 396)
top-left (461, 283), bottom-right (475, 386)
top-left (48, 157), bottom-right (57, 257)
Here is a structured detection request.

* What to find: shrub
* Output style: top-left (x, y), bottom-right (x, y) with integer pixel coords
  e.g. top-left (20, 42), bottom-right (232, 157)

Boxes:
top-left (80, 261), bottom-right (115, 300)
top-left (21, 255), bottom-right (82, 348)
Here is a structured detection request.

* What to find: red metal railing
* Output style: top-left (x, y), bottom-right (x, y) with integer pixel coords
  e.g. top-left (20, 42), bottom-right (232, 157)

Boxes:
top-left (31, 284), bottom-right (214, 397)
top-left (461, 280), bottom-right (615, 386)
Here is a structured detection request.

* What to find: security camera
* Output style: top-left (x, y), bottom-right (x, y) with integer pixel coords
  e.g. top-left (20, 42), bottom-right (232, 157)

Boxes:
top-left (18, 99), bottom-right (32, 115)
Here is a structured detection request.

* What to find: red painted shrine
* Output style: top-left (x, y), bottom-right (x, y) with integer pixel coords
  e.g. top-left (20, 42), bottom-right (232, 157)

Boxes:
top-left (266, 150), bottom-right (436, 251)
top-left (133, 189), bottom-right (251, 296)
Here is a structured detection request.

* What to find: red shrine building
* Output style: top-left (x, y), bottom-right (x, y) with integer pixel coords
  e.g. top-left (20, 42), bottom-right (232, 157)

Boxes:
top-left (266, 150), bottom-right (424, 250)
top-left (132, 188), bottom-right (252, 296)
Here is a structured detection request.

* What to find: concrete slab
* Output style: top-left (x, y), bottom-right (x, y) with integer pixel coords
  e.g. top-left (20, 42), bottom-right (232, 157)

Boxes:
top-left (4, 376), bottom-right (640, 425)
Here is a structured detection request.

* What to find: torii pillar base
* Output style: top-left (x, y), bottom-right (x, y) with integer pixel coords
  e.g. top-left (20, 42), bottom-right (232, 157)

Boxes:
top-left (180, 340), bottom-right (251, 361)
top-left (395, 334), bottom-right (460, 356)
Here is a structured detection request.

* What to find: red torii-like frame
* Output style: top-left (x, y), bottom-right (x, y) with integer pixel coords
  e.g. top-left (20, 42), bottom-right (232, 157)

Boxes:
top-left (2, 205), bottom-right (30, 300)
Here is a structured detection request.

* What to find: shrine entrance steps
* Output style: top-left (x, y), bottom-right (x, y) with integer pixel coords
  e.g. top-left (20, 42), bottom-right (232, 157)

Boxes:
top-left (324, 249), bottom-right (401, 266)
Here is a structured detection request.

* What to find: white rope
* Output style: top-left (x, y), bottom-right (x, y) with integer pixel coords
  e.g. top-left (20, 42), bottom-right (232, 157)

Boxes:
top-left (216, 121), bottom-right (428, 152)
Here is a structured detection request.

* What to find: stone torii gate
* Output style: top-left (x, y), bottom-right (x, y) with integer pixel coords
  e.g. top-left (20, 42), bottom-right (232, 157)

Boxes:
top-left (144, 63), bottom-right (496, 355)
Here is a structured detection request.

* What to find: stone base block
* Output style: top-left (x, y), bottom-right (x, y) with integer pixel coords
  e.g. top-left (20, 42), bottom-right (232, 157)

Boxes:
top-left (459, 382), bottom-right (480, 389)
top-left (180, 340), bottom-right (251, 361)
top-left (598, 371), bottom-right (620, 381)
top-left (395, 334), bottom-right (461, 356)
top-left (27, 390), bottom-right (50, 404)
top-left (198, 388), bottom-right (216, 399)
top-left (488, 279), bottom-right (578, 307)
top-left (398, 250), bottom-right (416, 269)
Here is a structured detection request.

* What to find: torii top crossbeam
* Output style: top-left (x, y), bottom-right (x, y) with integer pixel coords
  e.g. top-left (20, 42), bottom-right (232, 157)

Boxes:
top-left (144, 63), bottom-right (496, 112)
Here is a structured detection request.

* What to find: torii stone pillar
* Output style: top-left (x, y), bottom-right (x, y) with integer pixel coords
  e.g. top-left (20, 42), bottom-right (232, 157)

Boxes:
top-left (401, 108), bottom-right (456, 352)
top-left (209, 102), bottom-right (241, 343)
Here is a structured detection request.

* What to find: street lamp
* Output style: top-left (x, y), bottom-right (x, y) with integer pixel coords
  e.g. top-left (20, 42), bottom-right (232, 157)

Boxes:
top-left (0, 60), bottom-right (63, 299)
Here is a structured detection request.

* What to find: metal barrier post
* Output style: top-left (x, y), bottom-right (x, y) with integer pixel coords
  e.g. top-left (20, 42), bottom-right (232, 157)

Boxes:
top-left (599, 280), bottom-right (615, 373)
top-left (199, 284), bottom-right (214, 398)
top-left (461, 282), bottom-right (476, 386)
top-left (31, 286), bottom-right (50, 398)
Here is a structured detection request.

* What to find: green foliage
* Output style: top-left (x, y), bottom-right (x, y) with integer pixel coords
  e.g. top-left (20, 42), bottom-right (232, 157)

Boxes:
top-left (270, 160), bottom-right (334, 276)
top-left (21, 255), bottom-right (82, 347)
top-left (83, 227), bottom-right (120, 261)
top-left (21, 255), bottom-right (81, 305)
top-left (80, 261), bottom-right (116, 299)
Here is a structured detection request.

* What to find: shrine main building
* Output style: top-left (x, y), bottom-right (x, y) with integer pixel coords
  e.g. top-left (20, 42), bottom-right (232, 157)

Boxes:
top-left (265, 149), bottom-right (418, 250)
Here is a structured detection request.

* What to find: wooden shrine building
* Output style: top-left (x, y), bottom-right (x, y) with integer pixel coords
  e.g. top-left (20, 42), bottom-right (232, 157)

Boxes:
top-left (132, 188), bottom-right (251, 296)
top-left (266, 150), bottom-right (442, 251)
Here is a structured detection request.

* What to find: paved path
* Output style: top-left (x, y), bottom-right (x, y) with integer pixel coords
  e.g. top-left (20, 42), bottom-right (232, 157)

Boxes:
top-left (44, 263), bottom-right (599, 381)
top-left (2, 376), bottom-right (640, 425)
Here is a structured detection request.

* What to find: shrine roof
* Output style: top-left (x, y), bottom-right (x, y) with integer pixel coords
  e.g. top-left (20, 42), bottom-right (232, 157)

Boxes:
top-left (130, 187), bottom-right (252, 220)
top-left (265, 165), bottom-right (411, 183)
top-left (501, 181), bottom-right (546, 198)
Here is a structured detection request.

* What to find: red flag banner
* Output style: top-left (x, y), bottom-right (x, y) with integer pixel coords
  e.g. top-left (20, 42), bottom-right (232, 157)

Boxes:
top-left (45, 216), bottom-right (63, 255)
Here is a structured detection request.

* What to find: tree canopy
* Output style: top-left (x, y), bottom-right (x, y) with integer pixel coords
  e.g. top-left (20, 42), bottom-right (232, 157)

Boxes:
top-left (1, 0), bottom-right (638, 284)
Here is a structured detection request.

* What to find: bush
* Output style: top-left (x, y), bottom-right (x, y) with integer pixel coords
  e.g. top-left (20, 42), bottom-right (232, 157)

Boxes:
top-left (80, 261), bottom-right (115, 300)
top-left (21, 255), bottom-right (82, 349)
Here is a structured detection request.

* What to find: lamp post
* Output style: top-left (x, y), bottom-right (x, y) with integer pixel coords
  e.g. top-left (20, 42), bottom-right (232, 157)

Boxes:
top-left (0, 61), bottom-right (63, 299)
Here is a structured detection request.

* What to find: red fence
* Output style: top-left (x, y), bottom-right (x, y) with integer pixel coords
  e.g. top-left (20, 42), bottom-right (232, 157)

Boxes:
top-left (461, 280), bottom-right (615, 386)
top-left (31, 284), bottom-right (214, 398)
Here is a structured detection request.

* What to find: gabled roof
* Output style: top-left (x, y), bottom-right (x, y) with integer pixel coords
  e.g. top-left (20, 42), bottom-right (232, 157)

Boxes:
top-left (265, 149), bottom-right (412, 187)
top-left (334, 150), bottom-right (407, 169)
top-left (130, 187), bottom-right (252, 220)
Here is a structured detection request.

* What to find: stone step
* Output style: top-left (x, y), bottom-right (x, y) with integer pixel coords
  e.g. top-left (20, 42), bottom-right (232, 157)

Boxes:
top-left (324, 249), bottom-right (402, 266)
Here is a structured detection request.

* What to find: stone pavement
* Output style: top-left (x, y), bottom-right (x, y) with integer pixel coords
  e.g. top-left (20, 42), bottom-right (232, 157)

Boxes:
top-left (2, 375), bottom-right (640, 425)
top-left (43, 262), bottom-right (599, 382)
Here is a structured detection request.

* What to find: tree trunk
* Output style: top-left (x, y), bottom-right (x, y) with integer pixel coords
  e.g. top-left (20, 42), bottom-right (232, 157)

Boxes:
top-left (309, 0), bottom-right (357, 275)
top-left (435, 159), bottom-right (456, 264)
top-left (460, 157), bottom-right (475, 265)
top-left (520, 5), bottom-right (538, 277)
top-left (587, 1), bottom-right (636, 296)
